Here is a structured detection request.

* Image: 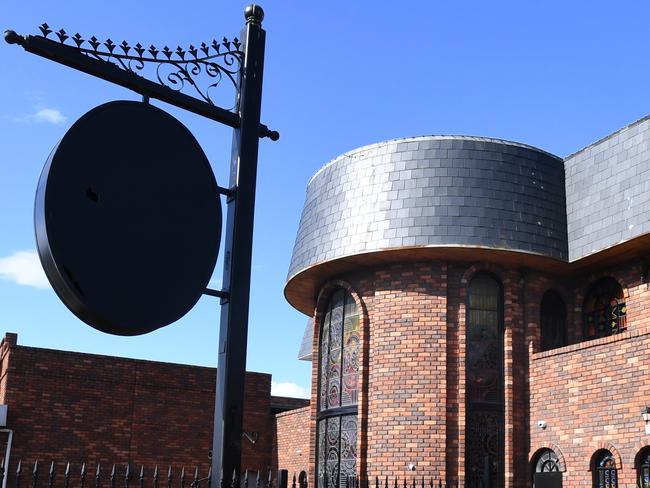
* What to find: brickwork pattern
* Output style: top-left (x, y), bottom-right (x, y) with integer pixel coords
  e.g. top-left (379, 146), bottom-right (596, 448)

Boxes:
top-left (365, 263), bottom-right (447, 479)
top-left (529, 260), bottom-right (650, 487)
top-left (274, 407), bottom-right (310, 476)
top-left (0, 340), bottom-right (274, 474)
top-left (453, 264), bottom-right (529, 487)
top-left (300, 256), bottom-right (650, 488)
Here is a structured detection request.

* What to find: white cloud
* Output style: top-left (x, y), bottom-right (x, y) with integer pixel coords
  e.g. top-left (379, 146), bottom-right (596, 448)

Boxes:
top-left (0, 251), bottom-right (50, 289)
top-left (16, 107), bottom-right (67, 125)
top-left (271, 381), bottom-right (310, 399)
top-left (32, 108), bottom-right (66, 124)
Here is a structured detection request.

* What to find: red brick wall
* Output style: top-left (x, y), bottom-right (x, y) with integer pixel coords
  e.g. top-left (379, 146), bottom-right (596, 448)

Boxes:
top-left (451, 264), bottom-right (528, 487)
top-left (0, 338), bottom-right (275, 474)
top-left (365, 263), bottom-right (447, 478)
top-left (303, 256), bottom-right (650, 488)
top-left (307, 264), bottom-right (449, 483)
top-left (271, 397), bottom-right (310, 412)
top-left (530, 329), bottom-right (650, 486)
top-left (274, 407), bottom-right (310, 476)
top-left (529, 259), bottom-right (650, 487)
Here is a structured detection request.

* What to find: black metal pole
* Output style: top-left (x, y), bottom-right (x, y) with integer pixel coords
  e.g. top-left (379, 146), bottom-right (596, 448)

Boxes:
top-left (212, 4), bottom-right (266, 482)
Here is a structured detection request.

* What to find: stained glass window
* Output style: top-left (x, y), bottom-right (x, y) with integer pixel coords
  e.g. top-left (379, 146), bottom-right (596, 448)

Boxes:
top-left (466, 274), bottom-right (504, 488)
top-left (317, 289), bottom-right (359, 488)
top-left (593, 451), bottom-right (618, 488)
top-left (583, 278), bottom-right (626, 340)
top-left (540, 290), bottom-right (567, 351)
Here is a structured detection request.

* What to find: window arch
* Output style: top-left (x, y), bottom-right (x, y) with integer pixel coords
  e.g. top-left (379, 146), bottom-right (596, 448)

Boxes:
top-left (532, 448), bottom-right (562, 488)
top-left (540, 290), bottom-right (567, 351)
top-left (534, 448), bottom-right (561, 472)
top-left (636, 446), bottom-right (650, 488)
top-left (465, 273), bottom-right (504, 487)
top-left (583, 277), bottom-right (626, 340)
top-left (592, 450), bottom-right (618, 488)
top-left (316, 289), bottom-right (360, 488)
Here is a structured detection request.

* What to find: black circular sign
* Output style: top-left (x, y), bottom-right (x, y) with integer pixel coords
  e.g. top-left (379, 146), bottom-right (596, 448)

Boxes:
top-left (35, 100), bottom-right (221, 335)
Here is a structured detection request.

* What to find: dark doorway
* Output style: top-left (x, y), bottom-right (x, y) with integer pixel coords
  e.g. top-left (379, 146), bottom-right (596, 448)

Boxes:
top-left (534, 473), bottom-right (562, 488)
top-left (533, 449), bottom-right (562, 488)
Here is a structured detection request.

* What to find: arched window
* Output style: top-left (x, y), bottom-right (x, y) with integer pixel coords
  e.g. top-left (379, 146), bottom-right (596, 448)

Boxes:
top-left (316, 289), bottom-right (360, 488)
top-left (635, 446), bottom-right (650, 488)
top-left (592, 450), bottom-right (618, 488)
top-left (532, 449), bottom-right (562, 488)
top-left (465, 274), bottom-right (504, 488)
top-left (540, 290), bottom-right (567, 351)
top-left (583, 278), bottom-right (626, 340)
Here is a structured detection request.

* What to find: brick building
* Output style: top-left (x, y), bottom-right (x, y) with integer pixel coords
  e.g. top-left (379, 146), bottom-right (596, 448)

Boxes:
top-left (283, 116), bottom-right (650, 487)
top-left (0, 333), bottom-right (309, 477)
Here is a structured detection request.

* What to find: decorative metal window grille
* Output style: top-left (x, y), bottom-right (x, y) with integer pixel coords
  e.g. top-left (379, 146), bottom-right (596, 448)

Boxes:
top-left (317, 289), bottom-right (360, 488)
top-left (535, 449), bottom-right (561, 472)
top-left (540, 290), bottom-right (567, 351)
top-left (593, 452), bottom-right (617, 488)
top-left (637, 447), bottom-right (650, 488)
top-left (583, 278), bottom-right (626, 340)
top-left (466, 274), bottom-right (504, 488)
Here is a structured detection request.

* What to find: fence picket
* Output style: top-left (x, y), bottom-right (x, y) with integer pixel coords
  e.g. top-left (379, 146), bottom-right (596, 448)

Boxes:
top-left (31, 461), bottom-right (38, 488)
top-left (16, 460), bottom-right (23, 488)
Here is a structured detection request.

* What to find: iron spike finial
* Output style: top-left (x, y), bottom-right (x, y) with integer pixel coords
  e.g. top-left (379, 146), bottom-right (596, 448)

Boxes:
top-left (244, 5), bottom-right (264, 25)
top-left (4, 29), bottom-right (25, 45)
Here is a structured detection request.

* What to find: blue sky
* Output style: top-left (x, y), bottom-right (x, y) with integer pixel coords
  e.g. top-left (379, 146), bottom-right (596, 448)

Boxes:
top-left (1, 0), bottom-right (649, 398)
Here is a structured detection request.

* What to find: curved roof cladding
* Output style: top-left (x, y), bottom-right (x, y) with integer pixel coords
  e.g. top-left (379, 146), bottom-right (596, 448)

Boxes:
top-left (286, 136), bottom-right (567, 313)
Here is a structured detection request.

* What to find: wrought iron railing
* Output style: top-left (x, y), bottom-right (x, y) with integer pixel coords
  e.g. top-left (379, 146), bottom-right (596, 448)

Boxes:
top-left (344, 475), bottom-right (450, 488)
top-left (0, 461), bottom-right (299, 488)
top-left (0, 462), bottom-right (454, 488)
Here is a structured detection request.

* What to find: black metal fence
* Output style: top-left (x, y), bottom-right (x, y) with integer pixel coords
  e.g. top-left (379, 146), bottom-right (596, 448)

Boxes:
top-left (0, 463), bottom-right (452, 488)
top-left (0, 462), bottom-right (295, 488)
top-left (346, 476), bottom-right (450, 488)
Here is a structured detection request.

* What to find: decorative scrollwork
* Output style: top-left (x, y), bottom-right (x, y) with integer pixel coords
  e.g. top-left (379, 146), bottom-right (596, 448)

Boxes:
top-left (37, 23), bottom-right (242, 105)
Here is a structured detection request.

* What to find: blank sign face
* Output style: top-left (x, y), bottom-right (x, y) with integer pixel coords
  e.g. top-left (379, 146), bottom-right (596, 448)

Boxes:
top-left (35, 100), bottom-right (222, 335)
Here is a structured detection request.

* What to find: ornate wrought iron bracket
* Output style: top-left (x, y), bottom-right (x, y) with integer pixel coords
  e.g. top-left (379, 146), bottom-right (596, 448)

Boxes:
top-left (4, 28), bottom-right (279, 140)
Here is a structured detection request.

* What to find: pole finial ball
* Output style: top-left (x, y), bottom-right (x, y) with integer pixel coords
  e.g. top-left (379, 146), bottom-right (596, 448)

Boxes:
top-left (4, 30), bottom-right (24, 46)
top-left (244, 4), bottom-right (264, 24)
